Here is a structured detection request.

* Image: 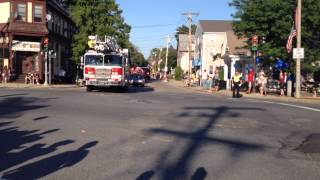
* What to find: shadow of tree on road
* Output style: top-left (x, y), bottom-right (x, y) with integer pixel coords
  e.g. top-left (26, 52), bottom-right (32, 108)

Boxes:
top-left (3, 141), bottom-right (98, 179)
top-left (0, 96), bottom-right (49, 119)
top-left (141, 106), bottom-right (266, 180)
top-left (0, 96), bottom-right (98, 179)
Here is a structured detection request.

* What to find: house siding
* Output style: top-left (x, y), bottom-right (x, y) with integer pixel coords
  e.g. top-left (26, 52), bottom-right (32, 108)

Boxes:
top-left (0, 2), bottom-right (10, 23)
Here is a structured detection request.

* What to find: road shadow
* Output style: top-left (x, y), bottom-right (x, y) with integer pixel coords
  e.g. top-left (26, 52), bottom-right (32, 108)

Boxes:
top-left (0, 93), bottom-right (28, 98)
top-left (0, 123), bottom-right (61, 171)
top-left (33, 116), bottom-right (49, 121)
top-left (0, 96), bottom-right (49, 119)
top-left (136, 170), bottom-right (156, 180)
top-left (141, 106), bottom-right (266, 180)
top-left (3, 141), bottom-right (98, 179)
top-left (191, 167), bottom-right (207, 180)
top-left (127, 86), bottom-right (155, 94)
top-left (89, 86), bottom-right (155, 94)
top-left (0, 95), bottom-right (96, 179)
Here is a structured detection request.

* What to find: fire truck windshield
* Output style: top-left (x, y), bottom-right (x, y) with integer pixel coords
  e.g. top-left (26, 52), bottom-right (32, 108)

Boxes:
top-left (104, 55), bottom-right (122, 66)
top-left (85, 55), bottom-right (103, 66)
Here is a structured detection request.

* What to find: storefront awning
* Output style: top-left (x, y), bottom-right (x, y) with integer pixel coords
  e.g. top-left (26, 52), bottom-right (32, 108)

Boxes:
top-left (192, 59), bottom-right (202, 67)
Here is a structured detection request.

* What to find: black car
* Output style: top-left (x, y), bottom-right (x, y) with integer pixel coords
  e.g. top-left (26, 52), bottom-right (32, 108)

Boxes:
top-left (129, 74), bottom-right (145, 87)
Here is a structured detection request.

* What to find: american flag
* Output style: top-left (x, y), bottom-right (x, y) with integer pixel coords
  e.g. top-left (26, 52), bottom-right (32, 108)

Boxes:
top-left (286, 26), bottom-right (297, 53)
top-left (286, 7), bottom-right (298, 54)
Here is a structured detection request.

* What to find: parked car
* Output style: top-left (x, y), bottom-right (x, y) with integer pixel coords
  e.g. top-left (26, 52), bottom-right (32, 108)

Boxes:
top-left (129, 74), bottom-right (145, 87)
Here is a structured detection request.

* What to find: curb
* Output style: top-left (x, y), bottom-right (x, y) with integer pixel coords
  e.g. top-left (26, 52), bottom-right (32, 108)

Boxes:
top-left (166, 80), bottom-right (320, 104)
top-left (0, 83), bottom-right (80, 89)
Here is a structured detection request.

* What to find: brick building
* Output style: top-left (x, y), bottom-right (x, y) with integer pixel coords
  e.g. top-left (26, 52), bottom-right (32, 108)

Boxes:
top-left (0, 0), bottom-right (76, 82)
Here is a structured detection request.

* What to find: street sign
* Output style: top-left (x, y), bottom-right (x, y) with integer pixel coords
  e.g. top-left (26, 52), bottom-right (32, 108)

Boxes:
top-left (293, 48), bottom-right (304, 59)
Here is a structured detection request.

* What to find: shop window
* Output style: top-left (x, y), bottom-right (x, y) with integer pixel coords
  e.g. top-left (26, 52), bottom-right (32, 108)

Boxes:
top-left (16, 3), bottom-right (27, 21)
top-left (34, 5), bottom-right (43, 22)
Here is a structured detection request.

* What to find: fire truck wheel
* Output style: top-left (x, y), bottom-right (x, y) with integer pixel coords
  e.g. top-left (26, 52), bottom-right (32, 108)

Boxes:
top-left (86, 85), bottom-right (94, 92)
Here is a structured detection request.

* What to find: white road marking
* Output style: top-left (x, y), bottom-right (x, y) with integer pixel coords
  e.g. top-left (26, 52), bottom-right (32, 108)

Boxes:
top-left (275, 102), bottom-right (320, 112)
top-left (246, 99), bottom-right (320, 112)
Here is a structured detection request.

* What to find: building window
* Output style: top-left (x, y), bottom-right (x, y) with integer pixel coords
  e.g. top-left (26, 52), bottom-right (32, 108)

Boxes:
top-left (34, 5), bottom-right (43, 22)
top-left (209, 34), bottom-right (216, 43)
top-left (16, 3), bottom-right (27, 21)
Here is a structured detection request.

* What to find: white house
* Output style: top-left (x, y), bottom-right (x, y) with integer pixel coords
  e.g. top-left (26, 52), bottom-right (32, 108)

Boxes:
top-left (195, 20), bottom-right (251, 89)
top-left (177, 34), bottom-right (195, 73)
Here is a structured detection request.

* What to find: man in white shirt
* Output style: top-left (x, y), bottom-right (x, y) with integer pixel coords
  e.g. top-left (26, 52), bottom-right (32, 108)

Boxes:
top-left (201, 69), bottom-right (208, 87)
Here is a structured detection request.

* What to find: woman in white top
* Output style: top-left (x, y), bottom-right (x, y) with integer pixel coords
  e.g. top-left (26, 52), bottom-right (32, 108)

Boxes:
top-left (258, 71), bottom-right (266, 96)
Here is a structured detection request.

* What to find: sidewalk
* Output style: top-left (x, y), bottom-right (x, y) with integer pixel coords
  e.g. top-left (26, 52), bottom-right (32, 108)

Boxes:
top-left (166, 80), bottom-right (320, 104)
top-left (0, 83), bottom-right (79, 89)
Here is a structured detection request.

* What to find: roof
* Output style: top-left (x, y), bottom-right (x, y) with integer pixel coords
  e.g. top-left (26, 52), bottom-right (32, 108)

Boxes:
top-left (199, 20), bottom-right (233, 32)
top-left (226, 31), bottom-right (247, 55)
top-left (177, 34), bottom-right (195, 52)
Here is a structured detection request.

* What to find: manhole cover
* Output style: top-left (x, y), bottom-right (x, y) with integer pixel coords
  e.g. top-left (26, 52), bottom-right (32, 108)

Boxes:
top-left (296, 134), bottom-right (320, 154)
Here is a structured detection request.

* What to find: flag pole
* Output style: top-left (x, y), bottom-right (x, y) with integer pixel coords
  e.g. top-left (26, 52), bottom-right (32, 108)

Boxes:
top-left (295, 0), bottom-right (302, 98)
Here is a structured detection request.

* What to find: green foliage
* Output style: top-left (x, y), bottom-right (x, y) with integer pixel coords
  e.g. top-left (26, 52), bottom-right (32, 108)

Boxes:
top-left (302, 63), bottom-right (317, 75)
top-left (175, 66), bottom-right (184, 80)
top-left (69, 0), bottom-right (131, 62)
top-left (175, 24), bottom-right (197, 42)
top-left (230, 0), bottom-right (320, 65)
top-left (128, 44), bottom-right (146, 67)
top-left (148, 46), bottom-right (177, 71)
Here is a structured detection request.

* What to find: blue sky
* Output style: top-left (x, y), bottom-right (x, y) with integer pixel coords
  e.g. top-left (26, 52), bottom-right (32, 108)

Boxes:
top-left (116, 0), bottom-right (235, 58)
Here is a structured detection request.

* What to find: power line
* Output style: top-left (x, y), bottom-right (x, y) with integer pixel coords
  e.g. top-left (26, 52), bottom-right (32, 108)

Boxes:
top-left (131, 23), bottom-right (175, 29)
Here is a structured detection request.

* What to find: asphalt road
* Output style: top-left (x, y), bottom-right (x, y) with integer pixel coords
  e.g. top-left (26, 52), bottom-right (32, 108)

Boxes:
top-left (1, 81), bottom-right (320, 180)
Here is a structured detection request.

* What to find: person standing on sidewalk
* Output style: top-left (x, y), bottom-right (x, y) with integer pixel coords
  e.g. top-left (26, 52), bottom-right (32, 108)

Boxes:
top-left (2, 65), bottom-right (8, 83)
top-left (247, 68), bottom-right (254, 94)
top-left (213, 68), bottom-right (220, 91)
top-left (196, 69), bottom-right (201, 86)
top-left (0, 65), bottom-right (3, 83)
top-left (232, 70), bottom-right (243, 98)
top-left (201, 69), bottom-right (208, 88)
top-left (258, 70), bottom-right (267, 96)
top-left (279, 70), bottom-right (286, 96)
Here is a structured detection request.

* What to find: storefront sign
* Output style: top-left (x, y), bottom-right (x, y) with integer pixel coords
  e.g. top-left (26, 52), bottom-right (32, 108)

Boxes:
top-left (12, 41), bottom-right (41, 52)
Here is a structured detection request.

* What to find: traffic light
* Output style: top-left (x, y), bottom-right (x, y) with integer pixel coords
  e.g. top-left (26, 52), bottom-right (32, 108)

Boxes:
top-left (43, 38), bottom-right (49, 51)
top-left (252, 35), bottom-right (258, 47)
top-left (251, 35), bottom-right (258, 51)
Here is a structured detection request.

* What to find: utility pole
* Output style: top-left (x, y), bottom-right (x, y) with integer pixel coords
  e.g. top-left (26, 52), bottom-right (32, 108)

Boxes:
top-left (49, 50), bottom-right (52, 85)
top-left (158, 48), bottom-right (162, 72)
top-left (295, 0), bottom-right (302, 98)
top-left (164, 36), bottom-right (171, 82)
top-left (182, 12), bottom-right (199, 79)
top-left (44, 51), bottom-right (48, 86)
top-left (252, 35), bottom-right (258, 92)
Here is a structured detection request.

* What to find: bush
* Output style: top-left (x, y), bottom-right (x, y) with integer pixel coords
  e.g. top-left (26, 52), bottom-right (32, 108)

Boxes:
top-left (175, 66), bottom-right (183, 80)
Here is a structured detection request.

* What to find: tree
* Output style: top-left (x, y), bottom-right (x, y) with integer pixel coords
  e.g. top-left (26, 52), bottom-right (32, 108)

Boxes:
top-left (229, 0), bottom-right (320, 65)
top-left (128, 44), bottom-right (146, 67)
top-left (57, 0), bottom-right (74, 9)
top-left (69, 0), bottom-right (131, 62)
top-left (175, 24), bottom-right (197, 42)
top-left (148, 46), bottom-right (177, 71)
top-left (174, 66), bottom-right (183, 80)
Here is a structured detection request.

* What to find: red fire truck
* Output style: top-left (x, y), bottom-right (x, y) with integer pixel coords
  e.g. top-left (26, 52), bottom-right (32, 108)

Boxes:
top-left (83, 36), bottom-right (130, 92)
